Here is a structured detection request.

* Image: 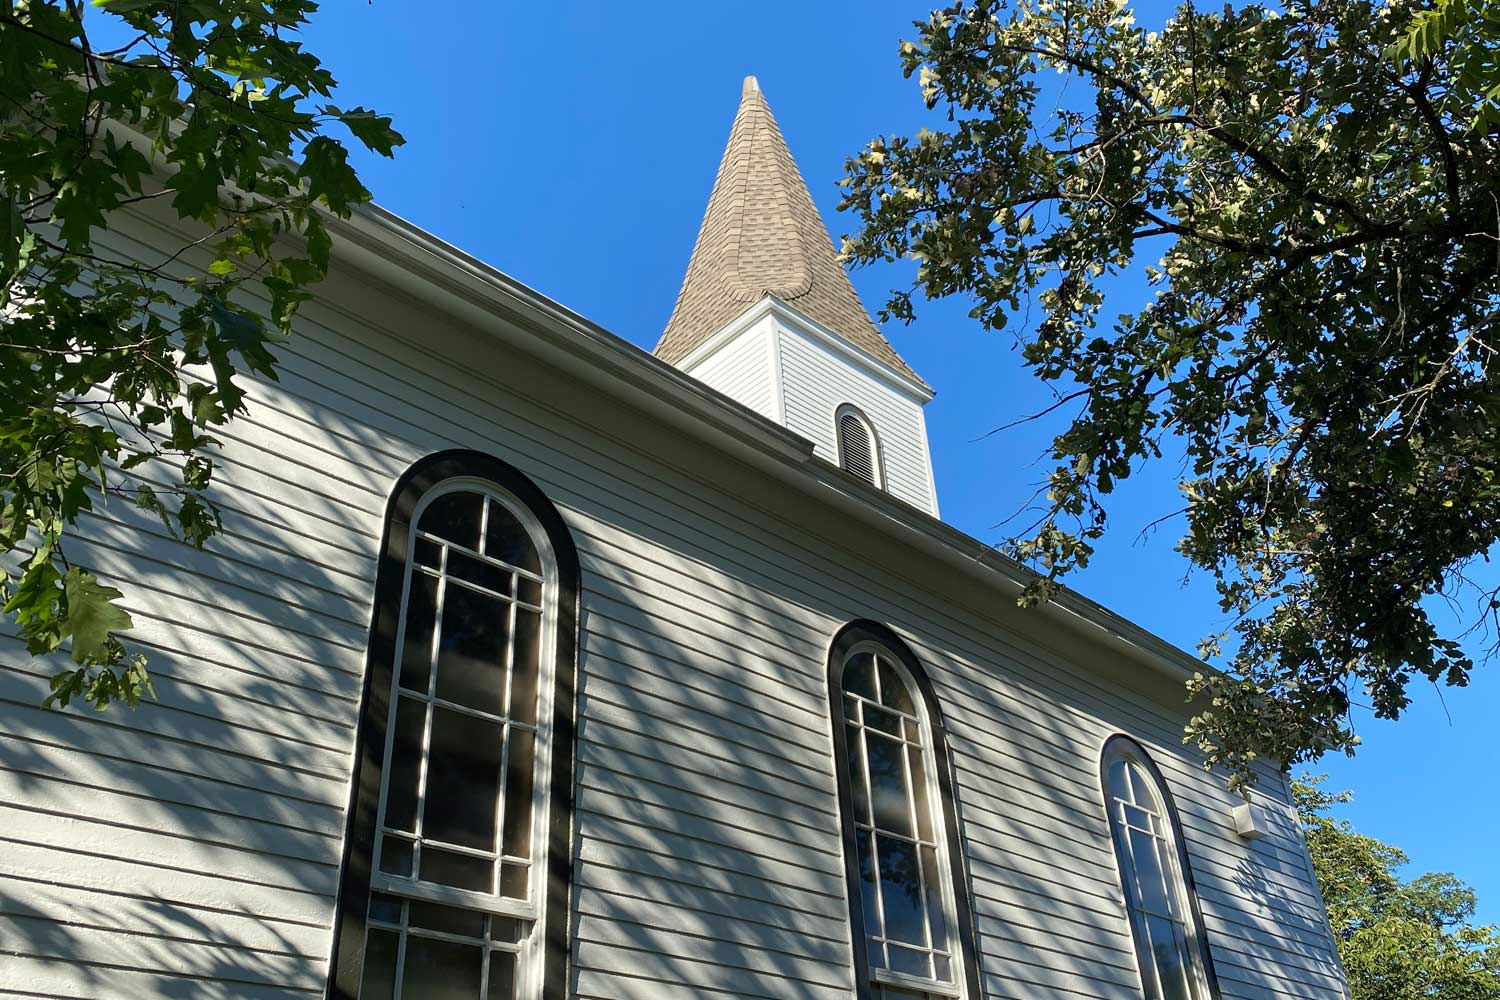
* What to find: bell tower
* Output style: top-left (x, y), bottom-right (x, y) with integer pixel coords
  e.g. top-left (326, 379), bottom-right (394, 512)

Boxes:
top-left (655, 77), bottom-right (939, 516)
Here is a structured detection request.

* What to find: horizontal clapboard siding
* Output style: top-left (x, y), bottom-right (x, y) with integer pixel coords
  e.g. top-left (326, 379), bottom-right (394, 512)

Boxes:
top-left (776, 319), bottom-right (935, 512)
top-left (0, 209), bottom-right (1344, 999)
top-left (681, 320), bottom-right (778, 421)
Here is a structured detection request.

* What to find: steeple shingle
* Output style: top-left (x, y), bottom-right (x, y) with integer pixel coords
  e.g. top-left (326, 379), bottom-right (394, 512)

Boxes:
top-left (655, 77), bottom-right (927, 389)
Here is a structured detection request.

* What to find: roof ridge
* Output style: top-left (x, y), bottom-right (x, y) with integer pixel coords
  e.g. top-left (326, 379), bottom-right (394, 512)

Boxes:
top-left (654, 78), bottom-right (927, 389)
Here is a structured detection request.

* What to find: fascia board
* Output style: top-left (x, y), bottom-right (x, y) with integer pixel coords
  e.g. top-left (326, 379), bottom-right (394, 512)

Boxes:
top-left (335, 206), bottom-right (1211, 687)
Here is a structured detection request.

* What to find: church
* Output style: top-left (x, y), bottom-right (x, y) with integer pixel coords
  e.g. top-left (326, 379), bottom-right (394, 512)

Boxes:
top-left (1, 78), bottom-right (1348, 1000)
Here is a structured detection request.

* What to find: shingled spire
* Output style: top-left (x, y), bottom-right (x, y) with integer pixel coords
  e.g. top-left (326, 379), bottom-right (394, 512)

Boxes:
top-left (655, 77), bottom-right (927, 388)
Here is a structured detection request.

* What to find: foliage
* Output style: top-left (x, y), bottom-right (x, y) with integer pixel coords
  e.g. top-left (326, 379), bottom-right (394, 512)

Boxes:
top-left (1389, 0), bottom-right (1500, 131)
top-left (1295, 774), bottom-right (1500, 998)
top-left (0, 0), bottom-right (401, 708)
top-left (840, 0), bottom-right (1500, 788)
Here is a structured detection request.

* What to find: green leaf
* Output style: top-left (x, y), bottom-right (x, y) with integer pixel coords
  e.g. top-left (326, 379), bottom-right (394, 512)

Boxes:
top-left (60, 568), bottom-right (133, 665)
top-left (334, 106), bottom-right (406, 157)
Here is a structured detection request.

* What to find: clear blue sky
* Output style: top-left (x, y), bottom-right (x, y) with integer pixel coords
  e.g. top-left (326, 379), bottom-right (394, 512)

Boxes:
top-left (279, 1), bottom-right (1494, 920)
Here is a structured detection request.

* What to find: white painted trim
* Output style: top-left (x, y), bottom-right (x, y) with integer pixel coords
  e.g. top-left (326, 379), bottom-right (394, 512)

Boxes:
top-left (673, 294), bottom-right (934, 406)
top-left (176, 196), bottom-right (1213, 688)
top-left (765, 297), bottom-right (935, 404)
top-left (842, 640), bottom-right (967, 999)
top-left (675, 296), bottom-right (778, 375)
top-left (917, 408), bottom-right (941, 519)
top-left (767, 320), bottom-right (787, 425)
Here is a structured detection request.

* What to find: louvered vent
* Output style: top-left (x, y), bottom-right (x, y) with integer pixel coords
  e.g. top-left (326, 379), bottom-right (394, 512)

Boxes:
top-left (837, 409), bottom-right (879, 487)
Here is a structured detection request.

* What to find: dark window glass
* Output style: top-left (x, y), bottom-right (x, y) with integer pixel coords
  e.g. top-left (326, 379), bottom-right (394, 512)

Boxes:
top-left (857, 831), bottom-right (882, 945)
top-left (384, 696), bottom-right (426, 833)
top-left (401, 935), bottom-right (483, 1000)
top-left (423, 706), bottom-right (502, 850)
top-left (500, 862), bottom-right (529, 899)
top-left (846, 726), bottom-right (871, 826)
top-left (368, 893), bottom-right (403, 925)
top-left (844, 654), bottom-right (877, 702)
top-left (921, 846), bottom-right (947, 947)
top-left (502, 729), bottom-right (535, 860)
top-left (413, 536), bottom-right (443, 569)
top-left (1132, 828), bottom-right (1173, 916)
top-left (876, 834), bottom-right (925, 946)
top-left (888, 943), bottom-right (929, 979)
top-left (448, 549), bottom-right (512, 596)
top-left (434, 584), bottom-right (510, 716)
top-left (420, 847), bottom-right (493, 894)
top-left (510, 609), bottom-right (541, 726)
top-left (359, 928), bottom-right (400, 1000)
top-left (877, 658), bottom-right (914, 715)
top-left (399, 573), bottom-right (439, 694)
top-left (866, 732), bottom-right (913, 838)
top-left (908, 747), bottom-right (933, 842)
top-left (420, 491), bottom-right (484, 551)
top-left (864, 702), bottom-right (902, 738)
top-left (485, 501), bottom-right (540, 574)
top-left (487, 952), bottom-right (516, 1000)
top-left (408, 899), bottom-right (486, 938)
top-left (379, 836), bottom-right (413, 878)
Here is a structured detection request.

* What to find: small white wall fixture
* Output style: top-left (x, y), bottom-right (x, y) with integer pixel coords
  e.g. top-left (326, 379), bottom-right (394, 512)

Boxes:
top-left (1231, 801), bottom-right (1271, 841)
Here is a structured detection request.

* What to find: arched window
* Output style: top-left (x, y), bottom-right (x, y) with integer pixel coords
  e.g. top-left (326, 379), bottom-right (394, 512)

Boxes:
top-left (1100, 736), bottom-right (1221, 1000)
top-left (329, 451), bottom-right (579, 1000)
top-left (836, 405), bottom-right (882, 488)
top-left (827, 621), bottom-right (980, 1000)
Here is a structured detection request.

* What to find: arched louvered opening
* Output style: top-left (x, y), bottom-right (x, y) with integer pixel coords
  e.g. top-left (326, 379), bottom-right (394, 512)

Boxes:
top-left (330, 451), bottom-right (580, 1000)
top-left (837, 405), bottom-right (882, 488)
top-left (1100, 736), bottom-right (1222, 1000)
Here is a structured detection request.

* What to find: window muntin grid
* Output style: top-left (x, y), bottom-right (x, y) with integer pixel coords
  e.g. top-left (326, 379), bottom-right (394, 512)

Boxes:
top-left (1104, 747), bottom-right (1210, 1000)
top-left (358, 891), bottom-right (527, 1000)
top-left (361, 483), bottom-right (556, 1000)
top-left (840, 648), bottom-right (960, 996)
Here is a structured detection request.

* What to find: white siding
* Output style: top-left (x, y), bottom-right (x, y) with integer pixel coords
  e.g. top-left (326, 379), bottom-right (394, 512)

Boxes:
top-left (0, 211), bottom-right (1345, 999)
top-left (678, 317), bottom-right (778, 422)
top-left (776, 319), bottom-right (937, 514)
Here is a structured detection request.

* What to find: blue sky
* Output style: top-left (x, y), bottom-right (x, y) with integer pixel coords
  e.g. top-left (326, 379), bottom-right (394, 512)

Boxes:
top-left (277, 2), bottom-right (1495, 919)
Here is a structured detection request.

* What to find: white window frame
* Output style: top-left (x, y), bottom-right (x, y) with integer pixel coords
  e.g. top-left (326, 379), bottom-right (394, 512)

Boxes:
top-left (835, 404), bottom-right (885, 489)
top-left (1102, 739), bottom-right (1215, 1000)
top-left (841, 641), bottom-right (966, 1000)
top-left (365, 478), bottom-right (560, 1000)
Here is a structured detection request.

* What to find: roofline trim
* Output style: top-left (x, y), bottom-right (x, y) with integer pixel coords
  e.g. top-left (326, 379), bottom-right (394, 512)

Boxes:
top-left (677, 294), bottom-right (936, 404)
top-left (324, 201), bottom-right (1208, 688)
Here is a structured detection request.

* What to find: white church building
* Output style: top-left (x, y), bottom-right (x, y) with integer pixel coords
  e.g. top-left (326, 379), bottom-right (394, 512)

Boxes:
top-left (0, 79), bottom-right (1349, 1000)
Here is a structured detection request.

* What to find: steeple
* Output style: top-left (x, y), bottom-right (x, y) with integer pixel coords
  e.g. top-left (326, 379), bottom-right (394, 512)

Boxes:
top-left (656, 77), bottom-right (940, 517)
top-left (656, 76), bottom-right (927, 389)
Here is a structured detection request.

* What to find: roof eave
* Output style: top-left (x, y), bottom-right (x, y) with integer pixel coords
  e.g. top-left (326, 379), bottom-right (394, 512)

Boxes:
top-left (329, 201), bottom-right (1210, 687)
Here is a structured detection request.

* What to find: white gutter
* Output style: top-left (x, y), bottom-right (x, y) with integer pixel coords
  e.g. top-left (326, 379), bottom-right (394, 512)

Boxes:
top-left (326, 202), bottom-right (1210, 685)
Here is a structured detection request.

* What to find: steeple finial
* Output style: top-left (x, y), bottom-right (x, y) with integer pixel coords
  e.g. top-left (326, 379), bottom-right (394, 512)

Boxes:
top-left (655, 78), bottom-right (927, 388)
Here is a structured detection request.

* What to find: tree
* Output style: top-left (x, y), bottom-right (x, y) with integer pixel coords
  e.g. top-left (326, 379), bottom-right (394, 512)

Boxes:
top-left (1295, 774), bottom-right (1500, 998)
top-left (0, 1), bottom-right (400, 709)
top-left (1391, 0), bottom-right (1500, 132)
top-left (840, 0), bottom-right (1500, 787)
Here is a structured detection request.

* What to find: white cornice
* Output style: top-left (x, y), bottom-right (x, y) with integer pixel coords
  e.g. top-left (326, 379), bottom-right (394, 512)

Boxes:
top-left (675, 295), bottom-right (935, 405)
top-left (321, 203), bottom-right (1207, 688)
top-left (102, 120), bottom-right (1211, 691)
